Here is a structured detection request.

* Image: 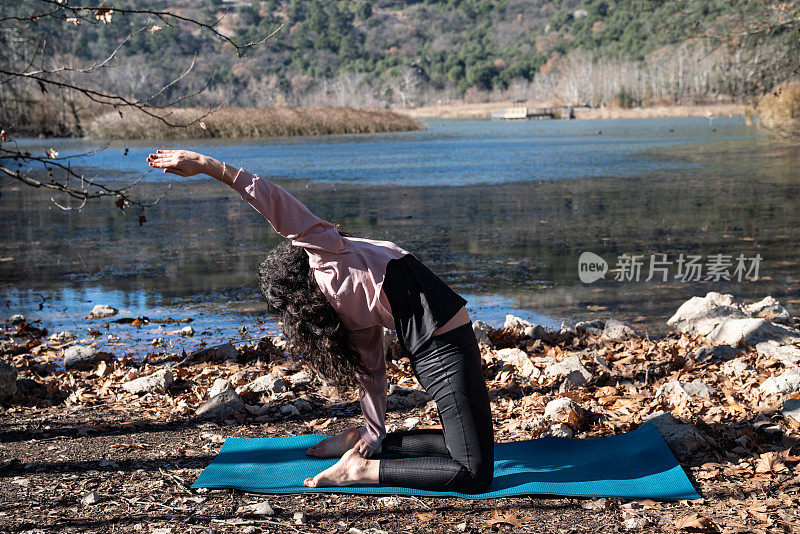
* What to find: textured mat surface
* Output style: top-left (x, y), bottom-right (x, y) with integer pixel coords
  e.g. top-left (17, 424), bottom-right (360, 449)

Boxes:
top-left (191, 421), bottom-right (700, 500)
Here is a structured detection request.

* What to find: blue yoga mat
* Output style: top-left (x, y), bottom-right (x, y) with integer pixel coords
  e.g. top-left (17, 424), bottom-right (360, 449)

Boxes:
top-left (191, 421), bottom-right (700, 500)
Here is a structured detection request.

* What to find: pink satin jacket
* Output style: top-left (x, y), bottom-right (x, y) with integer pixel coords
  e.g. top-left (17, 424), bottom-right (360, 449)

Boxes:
top-left (230, 168), bottom-right (410, 450)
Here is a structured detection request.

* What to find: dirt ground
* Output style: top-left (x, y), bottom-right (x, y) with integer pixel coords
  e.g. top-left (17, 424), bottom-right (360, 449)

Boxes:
top-left (1, 317), bottom-right (798, 534)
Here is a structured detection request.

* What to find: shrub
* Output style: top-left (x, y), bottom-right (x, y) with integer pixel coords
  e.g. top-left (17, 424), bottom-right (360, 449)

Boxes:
top-left (755, 81), bottom-right (800, 139)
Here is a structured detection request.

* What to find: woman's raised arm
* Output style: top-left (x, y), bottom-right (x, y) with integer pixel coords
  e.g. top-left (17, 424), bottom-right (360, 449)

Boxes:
top-left (146, 149), bottom-right (343, 252)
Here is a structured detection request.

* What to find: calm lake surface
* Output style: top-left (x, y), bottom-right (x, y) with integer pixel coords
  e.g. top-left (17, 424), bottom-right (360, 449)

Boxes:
top-left (2, 117), bottom-right (798, 355)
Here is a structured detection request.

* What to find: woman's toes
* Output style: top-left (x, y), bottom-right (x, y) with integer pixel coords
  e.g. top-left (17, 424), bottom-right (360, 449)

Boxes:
top-left (303, 477), bottom-right (315, 487)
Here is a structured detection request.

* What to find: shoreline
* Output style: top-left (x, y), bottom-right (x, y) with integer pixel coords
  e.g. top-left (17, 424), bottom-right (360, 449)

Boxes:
top-left (395, 102), bottom-right (747, 120)
top-left (13, 103), bottom-right (750, 141)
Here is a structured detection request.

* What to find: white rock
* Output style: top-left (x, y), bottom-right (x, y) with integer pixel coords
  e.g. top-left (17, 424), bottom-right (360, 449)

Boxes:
top-left (472, 320), bottom-right (492, 346)
top-left (378, 496), bottom-right (401, 506)
top-left (289, 370), bottom-right (314, 387)
top-left (558, 370), bottom-right (587, 391)
top-left (293, 511), bottom-right (306, 525)
top-left (622, 516), bottom-right (651, 530)
top-left (544, 397), bottom-right (584, 425)
top-left (504, 314), bottom-right (533, 330)
top-left (208, 378), bottom-right (234, 398)
top-left (251, 501), bottom-right (274, 516)
top-left (81, 491), bottom-right (100, 505)
top-left (580, 498), bottom-right (607, 510)
top-left (238, 500), bottom-right (275, 516)
top-left (655, 380), bottom-right (716, 404)
top-left (496, 348), bottom-right (539, 378)
top-left (544, 355), bottom-right (591, 382)
top-left (236, 373), bottom-right (287, 400)
top-left (721, 358), bottom-right (752, 377)
top-left (49, 331), bottom-right (76, 343)
top-left (520, 414), bottom-right (547, 431)
top-left (755, 340), bottom-right (800, 367)
top-left (195, 390), bottom-right (247, 419)
top-left (709, 317), bottom-right (800, 347)
top-left (525, 324), bottom-right (547, 339)
top-left (575, 320), bottom-right (604, 336)
top-left (122, 369), bottom-right (173, 395)
top-left (759, 368), bottom-right (800, 397)
top-left (667, 292), bottom-right (746, 337)
top-left (178, 326), bottom-right (194, 337)
top-left (603, 318), bottom-right (638, 340)
top-left (542, 423), bottom-right (574, 438)
top-left (89, 304), bottom-right (118, 318)
top-left (63, 345), bottom-right (103, 370)
top-left (403, 417), bottom-right (420, 428)
top-left (641, 411), bottom-right (709, 461)
top-left (744, 296), bottom-right (792, 325)
top-left (9, 314), bottom-right (25, 324)
top-left (693, 344), bottom-right (739, 362)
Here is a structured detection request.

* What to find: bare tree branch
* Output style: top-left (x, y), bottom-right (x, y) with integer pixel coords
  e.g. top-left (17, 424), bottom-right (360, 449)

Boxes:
top-left (32, 0), bottom-right (284, 58)
top-left (0, 0), bottom-right (280, 218)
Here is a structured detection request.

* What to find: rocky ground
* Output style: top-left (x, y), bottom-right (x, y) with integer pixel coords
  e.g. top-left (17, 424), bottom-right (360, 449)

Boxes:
top-left (1, 292), bottom-right (799, 534)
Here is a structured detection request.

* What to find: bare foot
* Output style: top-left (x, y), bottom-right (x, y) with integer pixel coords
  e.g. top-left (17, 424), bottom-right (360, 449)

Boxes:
top-left (306, 427), bottom-right (361, 458)
top-left (303, 448), bottom-right (378, 487)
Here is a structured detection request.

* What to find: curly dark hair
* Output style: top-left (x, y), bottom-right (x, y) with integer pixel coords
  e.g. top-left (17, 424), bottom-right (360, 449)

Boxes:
top-left (257, 237), bottom-right (370, 392)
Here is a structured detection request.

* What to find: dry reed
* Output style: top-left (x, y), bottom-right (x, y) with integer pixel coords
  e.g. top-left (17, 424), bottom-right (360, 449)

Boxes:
top-left (85, 107), bottom-right (424, 139)
top-left (755, 81), bottom-right (800, 139)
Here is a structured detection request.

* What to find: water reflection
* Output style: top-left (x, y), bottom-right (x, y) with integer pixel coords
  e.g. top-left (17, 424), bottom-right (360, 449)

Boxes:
top-left (2, 117), bottom-right (797, 352)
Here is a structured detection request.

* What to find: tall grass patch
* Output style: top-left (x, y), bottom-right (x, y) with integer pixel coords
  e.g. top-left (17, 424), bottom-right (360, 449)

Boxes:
top-left (85, 107), bottom-right (424, 139)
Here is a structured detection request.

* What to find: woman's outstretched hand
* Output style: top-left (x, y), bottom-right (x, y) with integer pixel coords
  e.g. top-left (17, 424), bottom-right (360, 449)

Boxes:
top-left (146, 149), bottom-right (208, 177)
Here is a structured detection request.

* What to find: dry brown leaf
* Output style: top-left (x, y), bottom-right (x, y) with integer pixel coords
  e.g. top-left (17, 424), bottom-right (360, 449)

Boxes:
top-left (486, 510), bottom-right (534, 528)
top-left (674, 513), bottom-right (719, 532)
top-left (309, 418), bottom-right (332, 430)
top-left (416, 511), bottom-right (437, 522)
top-left (111, 442), bottom-right (151, 450)
top-left (755, 451), bottom-right (788, 473)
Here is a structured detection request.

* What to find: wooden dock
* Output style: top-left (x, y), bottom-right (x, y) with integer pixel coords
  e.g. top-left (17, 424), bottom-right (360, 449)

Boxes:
top-left (491, 106), bottom-right (575, 120)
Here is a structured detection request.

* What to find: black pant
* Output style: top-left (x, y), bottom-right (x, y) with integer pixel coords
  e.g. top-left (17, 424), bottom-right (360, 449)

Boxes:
top-left (376, 321), bottom-right (495, 493)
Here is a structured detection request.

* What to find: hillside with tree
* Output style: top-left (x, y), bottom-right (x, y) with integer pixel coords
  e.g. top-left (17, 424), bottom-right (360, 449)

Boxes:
top-left (2, 0), bottom-right (798, 133)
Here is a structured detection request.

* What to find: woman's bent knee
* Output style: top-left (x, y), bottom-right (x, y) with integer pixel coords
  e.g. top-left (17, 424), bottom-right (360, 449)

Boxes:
top-left (447, 462), bottom-right (493, 494)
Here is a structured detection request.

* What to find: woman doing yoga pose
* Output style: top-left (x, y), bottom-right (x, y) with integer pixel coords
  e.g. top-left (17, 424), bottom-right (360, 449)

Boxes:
top-left (146, 149), bottom-right (494, 493)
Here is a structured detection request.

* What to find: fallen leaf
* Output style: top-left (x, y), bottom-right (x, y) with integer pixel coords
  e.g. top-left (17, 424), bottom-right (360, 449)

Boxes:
top-left (486, 510), bottom-right (534, 528)
top-left (111, 442), bottom-right (151, 450)
top-left (416, 511), bottom-right (437, 522)
top-left (755, 451), bottom-right (788, 474)
top-left (674, 513), bottom-right (719, 532)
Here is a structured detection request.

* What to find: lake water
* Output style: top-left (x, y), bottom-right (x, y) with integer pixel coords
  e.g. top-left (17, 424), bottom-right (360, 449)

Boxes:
top-left (2, 117), bottom-right (798, 355)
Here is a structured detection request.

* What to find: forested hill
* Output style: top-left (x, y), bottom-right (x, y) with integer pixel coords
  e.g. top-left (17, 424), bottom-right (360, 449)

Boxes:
top-left (13, 0), bottom-right (798, 107)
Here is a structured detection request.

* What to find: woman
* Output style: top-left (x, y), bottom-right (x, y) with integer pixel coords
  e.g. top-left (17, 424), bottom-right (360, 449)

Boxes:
top-left (146, 149), bottom-right (494, 493)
